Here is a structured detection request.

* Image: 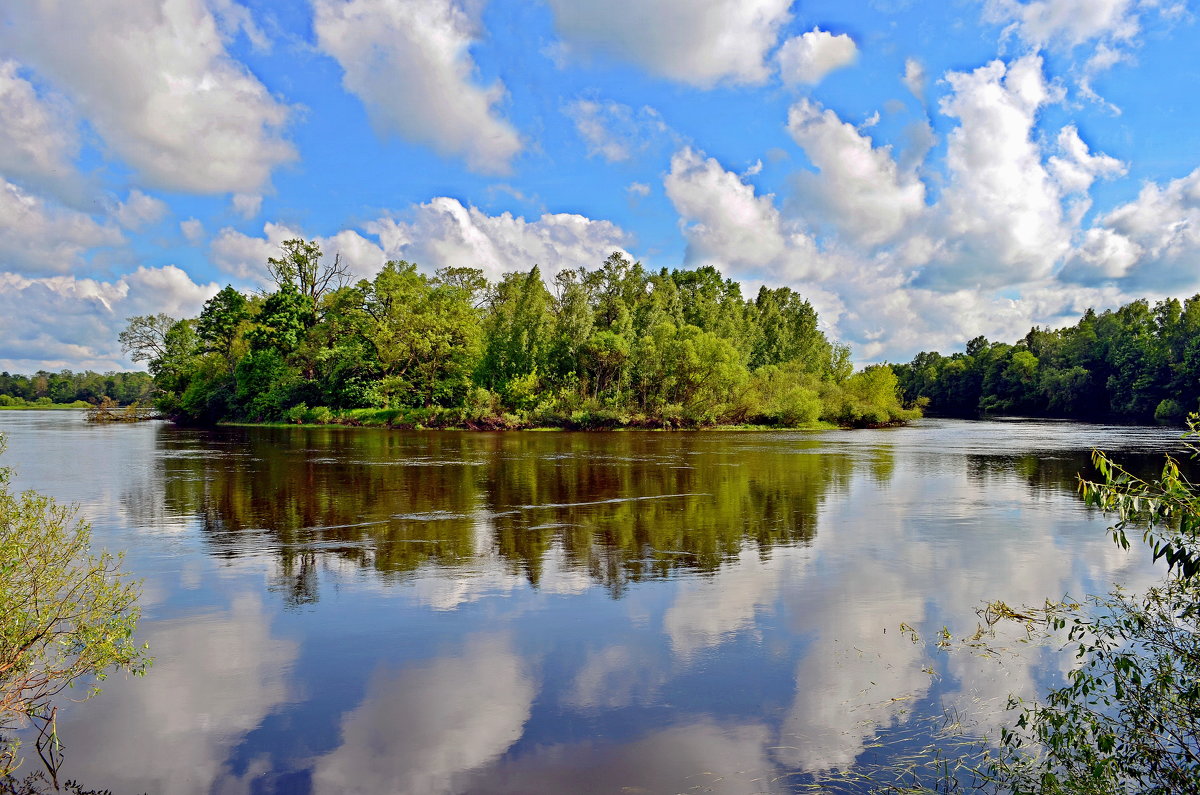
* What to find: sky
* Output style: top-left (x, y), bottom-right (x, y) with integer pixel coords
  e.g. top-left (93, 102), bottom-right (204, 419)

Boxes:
top-left (1, 0), bottom-right (1198, 373)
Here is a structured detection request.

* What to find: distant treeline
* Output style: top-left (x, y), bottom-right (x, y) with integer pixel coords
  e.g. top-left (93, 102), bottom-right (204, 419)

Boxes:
top-left (0, 369), bottom-right (152, 407)
top-left (894, 296), bottom-right (1200, 423)
top-left (122, 239), bottom-right (916, 429)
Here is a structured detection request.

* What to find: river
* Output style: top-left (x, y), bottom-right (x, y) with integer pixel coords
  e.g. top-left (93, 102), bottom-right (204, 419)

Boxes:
top-left (0, 412), bottom-right (1182, 793)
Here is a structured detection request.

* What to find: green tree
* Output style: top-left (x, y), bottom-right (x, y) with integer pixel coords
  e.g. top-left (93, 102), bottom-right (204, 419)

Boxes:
top-left (195, 286), bottom-right (249, 366)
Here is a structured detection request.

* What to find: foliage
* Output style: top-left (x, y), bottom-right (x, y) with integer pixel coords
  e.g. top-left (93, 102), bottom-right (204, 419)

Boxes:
top-left (0, 437), bottom-right (149, 779)
top-left (0, 372), bottom-right (151, 408)
top-left (896, 295), bottom-right (1200, 423)
top-left (126, 241), bottom-right (916, 429)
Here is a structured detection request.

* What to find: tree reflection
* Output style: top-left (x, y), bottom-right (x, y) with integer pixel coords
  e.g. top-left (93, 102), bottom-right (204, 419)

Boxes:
top-left (145, 428), bottom-right (860, 603)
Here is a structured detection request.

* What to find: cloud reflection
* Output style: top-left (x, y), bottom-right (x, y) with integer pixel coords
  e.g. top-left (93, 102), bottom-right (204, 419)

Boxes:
top-left (51, 594), bottom-right (299, 794)
top-left (462, 720), bottom-right (783, 794)
top-left (311, 634), bottom-right (535, 795)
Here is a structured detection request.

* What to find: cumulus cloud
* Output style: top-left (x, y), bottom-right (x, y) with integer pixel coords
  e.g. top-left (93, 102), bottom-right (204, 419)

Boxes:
top-left (0, 0), bottom-right (295, 194)
top-left (787, 99), bottom-right (926, 247)
top-left (180, 218), bottom-right (205, 244)
top-left (776, 27), bottom-right (858, 86)
top-left (211, 222), bottom-right (386, 283)
top-left (113, 189), bottom-right (168, 230)
top-left (1060, 166), bottom-right (1200, 290)
top-left (213, 201), bottom-right (630, 290)
top-left (0, 265), bottom-right (218, 372)
top-left (1047, 124), bottom-right (1126, 195)
top-left (0, 60), bottom-right (79, 193)
top-left (365, 197), bottom-right (631, 283)
top-left (546, 0), bottom-right (793, 87)
top-left (664, 147), bottom-right (827, 282)
top-left (0, 178), bottom-right (123, 274)
top-left (982, 0), bottom-right (1184, 107)
top-left (565, 100), bottom-right (668, 162)
top-left (918, 55), bottom-right (1069, 289)
top-left (313, 0), bottom-right (521, 174)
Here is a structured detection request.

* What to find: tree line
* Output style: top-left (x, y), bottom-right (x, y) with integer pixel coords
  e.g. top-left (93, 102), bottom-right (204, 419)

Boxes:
top-left (122, 239), bottom-right (916, 428)
top-left (894, 296), bottom-right (1200, 423)
top-left (0, 370), bottom-right (152, 407)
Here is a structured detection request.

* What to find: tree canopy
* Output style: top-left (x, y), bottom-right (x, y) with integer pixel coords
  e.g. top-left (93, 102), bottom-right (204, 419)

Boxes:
top-left (127, 240), bottom-right (916, 429)
top-left (894, 297), bottom-right (1200, 423)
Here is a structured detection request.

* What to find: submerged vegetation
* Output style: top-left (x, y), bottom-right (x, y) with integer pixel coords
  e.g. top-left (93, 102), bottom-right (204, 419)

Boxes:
top-left (895, 296), bottom-right (1200, 423)
top-left (122, 240), bottom-right (916, 429)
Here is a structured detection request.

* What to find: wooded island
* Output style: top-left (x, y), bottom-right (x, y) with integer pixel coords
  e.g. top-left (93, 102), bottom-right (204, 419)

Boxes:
top-left (117, 240), bottom-right (917, 429)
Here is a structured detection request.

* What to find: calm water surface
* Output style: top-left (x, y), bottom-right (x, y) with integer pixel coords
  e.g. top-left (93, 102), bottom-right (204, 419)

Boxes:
top-left (0, 412), bottom-right (1183, 793)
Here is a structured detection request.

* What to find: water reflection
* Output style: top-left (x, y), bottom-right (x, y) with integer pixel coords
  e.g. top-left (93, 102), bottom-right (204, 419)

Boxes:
top-left (147, 428), bottom-right (854, 602)
top-left (0, 413), bottom-right (1186, 794)
top-left (311, 634), bottom-right (534, 794)
top-left (51, 594), bottom-right (298, 794)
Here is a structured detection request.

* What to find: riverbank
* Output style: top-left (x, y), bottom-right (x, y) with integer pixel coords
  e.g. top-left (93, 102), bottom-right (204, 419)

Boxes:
top-left (220, 418), bottom-right (849, 432)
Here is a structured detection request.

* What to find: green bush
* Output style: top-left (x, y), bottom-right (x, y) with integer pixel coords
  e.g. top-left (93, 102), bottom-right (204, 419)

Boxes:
top-left (1154, 398), bottom-right (1186, 424)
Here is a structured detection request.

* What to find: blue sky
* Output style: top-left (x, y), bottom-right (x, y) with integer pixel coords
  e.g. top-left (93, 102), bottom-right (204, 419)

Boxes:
top-left (1, 0), bottom-right (1198, 372)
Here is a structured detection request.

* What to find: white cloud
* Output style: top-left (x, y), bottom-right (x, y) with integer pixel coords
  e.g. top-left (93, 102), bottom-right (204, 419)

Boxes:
top-left (565, 100), bottom-right (667, 163)
top-left (1047, 124), bottom-right (1126, 194)
top-left (664, 147), bottom-right (827, 281)
top-left (0, 178), bottom-right (122, 274)
top-left (313, 0), bottom-right (521, 174)
top-left (982, 0), bottom-right (1183, 107)
top-left (787, 99), bottom-right (926, 247)
top-left (984, 0), bottom-right (1140, 48)
top-left (231, 193), bottom-right (263, 220)
top-left (211, 222), bottom-right (387, 283)
top-left (627, 181), bottom-right (651, 198)
top-left (918, 55), bottom-right (1070, 289)
top-left (1060, 166), bottom-right (1200, 290)
top-left (180, 218), bottom-right (205, 244)
top-left (366, 197), bottom-right (631, 283)
top-left (213, 203), bottom-right (627, 290)
top-left (0, 60), bottom-right (79, 192)
top-left (114, 189), bottom-right (169, 230)
top-left (902, 57), bottom-right (926, 101)
top-left (0, 0), bottom-right (294, 195)
top-left (546, 0), bottom-right (793, 87)
top-left (776, 27), bottom-right (858, 86)
top-left (0, 265), bottom-right (218, 372)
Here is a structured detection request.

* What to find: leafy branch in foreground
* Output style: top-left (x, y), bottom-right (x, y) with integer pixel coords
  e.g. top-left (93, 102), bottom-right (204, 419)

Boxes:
top-left (0, 436), bottom-right (149, 783)
top-left (979, 417), bottom-right (1200, 794)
